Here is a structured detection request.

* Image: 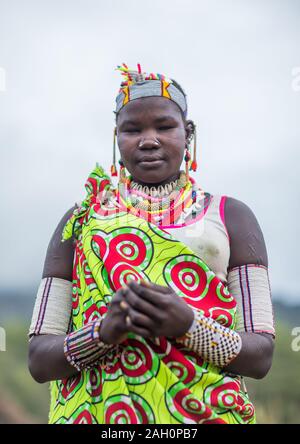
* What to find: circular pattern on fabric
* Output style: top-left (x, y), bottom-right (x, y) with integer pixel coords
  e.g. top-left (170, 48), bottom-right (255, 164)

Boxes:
top-left (103, 354), bottom-right (123, 381)
top-left (168, 360), bottom-right (189, 381)
top-left (174, 343), bottom-right (207, 369)
top-left (86, 368), bottom-right (103, 403)
top-left (68, 402), bottom-right (97, 424)
top-left (131, 392), bottom-right (156, 424)
top-left (104, 395), bottom-right (139, 424)
top-left (216, 282), bottom-right (234, 303)
top-left (234, 392), bottom-right (256, 423)
top-left (166, 384), bottom-right (212, 424)
top-left (82, 298), bottom-right (101, 325)
top-left (72, 284), bottom-right (80, 317)
top-left (208, 307), bottom-right (234, 328)
top-left (58, 374), bottom-right (84, 406)
top-left (82, 258), bottom-right (98, 292)
top-left (164, 348), bottom-right (208, 388)
top-left (165, 359), bottom-right (202, 387)
top-left (107, 228), bottom-right (153, 267)
top-left (116, 240), bottom-right (140, 261)
top-left (110, 262), bottom-right (143, 288)
top-left (163, 255), bottom-right (214, 302)
top-left (146, 336), bottom-right (172, 358)
top-left (91, 231), bottom-right (108, 259)
top-left (203, 377), bottom-right (240, 413)
top-left (120, 339), bottom-right (160, 385)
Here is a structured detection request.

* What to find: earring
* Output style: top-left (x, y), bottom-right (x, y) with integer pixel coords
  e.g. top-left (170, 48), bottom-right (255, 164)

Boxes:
top-left (190, 124), bottom-right (197, 172)
top-left (118, 159), bottom-right (127, 183)
top-left (184, 146), bottom-right (191, 181)
top-left (111, 127), bottom-right (118, 177)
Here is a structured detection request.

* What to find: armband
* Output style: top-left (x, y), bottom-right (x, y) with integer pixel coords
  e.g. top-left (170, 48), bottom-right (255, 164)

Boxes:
top-left (176, 311), bottom-right (242, 368)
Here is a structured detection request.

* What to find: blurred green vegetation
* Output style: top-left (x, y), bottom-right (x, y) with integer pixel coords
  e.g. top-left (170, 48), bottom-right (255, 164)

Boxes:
top-left (0, 316), bottom-right (299, 423)
top-left (0, 319), bottom-right (49, 423)
top-left (246, 322), bottom-right (300, 424)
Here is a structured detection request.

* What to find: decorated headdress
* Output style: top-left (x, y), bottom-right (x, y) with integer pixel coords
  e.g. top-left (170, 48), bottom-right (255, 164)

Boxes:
top-left (111, 63), bottom-right (197, 178)
top-left (115, 63), bottom-right (187, 117)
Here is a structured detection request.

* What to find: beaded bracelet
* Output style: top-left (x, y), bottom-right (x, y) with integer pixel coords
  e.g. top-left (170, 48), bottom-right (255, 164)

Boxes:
top-left (63, 319), bottom-right (117, 371)
top-left (176, 310), bottom-right (242, 368)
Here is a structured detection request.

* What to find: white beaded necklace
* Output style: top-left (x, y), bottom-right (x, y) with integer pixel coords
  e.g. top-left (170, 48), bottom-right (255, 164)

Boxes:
top-left (129, 172), bottom-right (187, 198)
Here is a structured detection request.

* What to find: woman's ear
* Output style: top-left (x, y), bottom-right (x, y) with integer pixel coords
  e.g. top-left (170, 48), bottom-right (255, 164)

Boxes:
top-left (185, 120), bottom-right (196, 147)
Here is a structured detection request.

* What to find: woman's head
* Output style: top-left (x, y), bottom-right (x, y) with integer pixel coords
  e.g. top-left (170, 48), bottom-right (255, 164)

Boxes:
top-left (114, 65), bottom-right (195, 186)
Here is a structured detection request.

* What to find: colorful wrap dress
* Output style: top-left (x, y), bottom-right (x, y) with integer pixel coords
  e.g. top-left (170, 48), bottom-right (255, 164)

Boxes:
top-left (48, 165), bottom-right (256, 424)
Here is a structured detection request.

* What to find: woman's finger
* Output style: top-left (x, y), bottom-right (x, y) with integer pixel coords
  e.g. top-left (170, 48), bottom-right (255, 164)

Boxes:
top-left (124, 287), bottom-right (160, 318)
top-left (111, 288), bottom-right (127, 306)
top-left (120, 300), bottom-right (129, 311)
top-left (126, 321), bottom-right (153, 338)
top-left (126, 306), bottom-right (156, 331)
top-left (125, 312), bottom-right (153, 337)
top-left (127, 280), bottom-right (169, 307)
top-left (140, 279), bottom-right (170, 293)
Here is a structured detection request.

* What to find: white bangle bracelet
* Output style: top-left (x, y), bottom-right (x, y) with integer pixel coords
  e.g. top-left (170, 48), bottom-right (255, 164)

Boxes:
top-left (176, 311), bottom-right (242, 368)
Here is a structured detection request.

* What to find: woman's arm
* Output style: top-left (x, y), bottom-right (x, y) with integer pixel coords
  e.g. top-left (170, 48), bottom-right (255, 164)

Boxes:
top-left (28, 206), bottom-right (79, 383)
top-left (29, 334), bottom-right (79, 383)
top-left (28, 206), bottom-right (134, 383)
top-left (222, 196), bottom-right (275, 379)
top-left (223, 331), bottom-right (274, 379)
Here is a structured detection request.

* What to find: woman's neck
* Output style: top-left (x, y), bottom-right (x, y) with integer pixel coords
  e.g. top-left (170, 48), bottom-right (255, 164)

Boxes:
top-left (130, 172), bottom-right (181, 188)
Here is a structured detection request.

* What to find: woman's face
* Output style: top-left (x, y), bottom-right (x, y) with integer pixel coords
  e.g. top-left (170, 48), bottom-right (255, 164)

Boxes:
top-left (116, 96), bottom-right (192, 186)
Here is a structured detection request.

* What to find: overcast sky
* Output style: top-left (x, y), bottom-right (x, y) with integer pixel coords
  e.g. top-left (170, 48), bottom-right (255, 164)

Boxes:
top-left (0, 0), bottom-right (299, 303)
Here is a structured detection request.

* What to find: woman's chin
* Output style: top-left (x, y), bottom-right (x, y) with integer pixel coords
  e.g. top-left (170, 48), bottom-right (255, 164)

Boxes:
top-left (133, 161), bottom-right (169, 184)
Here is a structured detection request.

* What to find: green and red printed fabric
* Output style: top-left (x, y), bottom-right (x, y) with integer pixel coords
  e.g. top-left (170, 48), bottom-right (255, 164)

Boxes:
top-left (48, 164), bottom-right (256, 424)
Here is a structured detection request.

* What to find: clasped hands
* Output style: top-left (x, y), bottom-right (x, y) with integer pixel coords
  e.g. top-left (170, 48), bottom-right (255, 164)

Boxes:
top-left (100, 279), bottom-right (195, 345)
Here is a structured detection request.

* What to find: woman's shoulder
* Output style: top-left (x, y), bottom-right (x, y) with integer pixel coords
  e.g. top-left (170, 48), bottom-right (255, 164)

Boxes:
top-left (42, 205), bottom-right (77, 281)
top-left (222, 196), bottom-right (268, 269)
top-left (223, 196), bottom-right (260, 229)
top-left (53, 205), bottom-right (78, 243)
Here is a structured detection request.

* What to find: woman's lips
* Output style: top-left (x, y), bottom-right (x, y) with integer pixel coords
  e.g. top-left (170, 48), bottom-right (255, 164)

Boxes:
top-left (138, 159), bottom-right (165, 168)
top-left (138, 158), bottom-right (165, 167)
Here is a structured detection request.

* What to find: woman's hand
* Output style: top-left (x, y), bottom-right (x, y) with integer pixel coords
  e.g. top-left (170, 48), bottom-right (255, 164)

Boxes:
top-left (99, 288), bottom-right (131, 344)
top-left (119, 280), bottom-right (195, 339)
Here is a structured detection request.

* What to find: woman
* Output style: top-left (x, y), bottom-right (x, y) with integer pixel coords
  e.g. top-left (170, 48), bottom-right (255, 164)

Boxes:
top-left (28, 64), bottom-right (275, 424)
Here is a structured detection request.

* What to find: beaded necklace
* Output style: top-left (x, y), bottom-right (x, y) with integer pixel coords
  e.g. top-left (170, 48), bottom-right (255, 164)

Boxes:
top-left (130, 172), bottom-right (186, 199)
top-left (115, 170), bottom-right (204, 226)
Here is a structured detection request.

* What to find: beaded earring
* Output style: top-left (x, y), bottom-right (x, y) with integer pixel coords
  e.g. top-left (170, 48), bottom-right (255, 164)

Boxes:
top-left (111, 127), bottom-right (118, 177)
top-left (184, 124), bottom-right (198, 180)
top-left (190, 124), bottom-right (197, 172)
top-left (119, 159), bottom-right (127, 182)
top-left (184, 147), bottom-right (191, 181)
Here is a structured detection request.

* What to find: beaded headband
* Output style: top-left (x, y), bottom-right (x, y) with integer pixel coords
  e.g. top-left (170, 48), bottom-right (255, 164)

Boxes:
top-left (115, 63), bottom-right (187, 116)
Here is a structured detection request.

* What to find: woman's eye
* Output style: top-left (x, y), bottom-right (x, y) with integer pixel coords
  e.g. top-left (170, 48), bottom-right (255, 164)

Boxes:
top-left (159, 126), bottom-right (173, 131)
top-left (125, 129), bottom-right (140, 133)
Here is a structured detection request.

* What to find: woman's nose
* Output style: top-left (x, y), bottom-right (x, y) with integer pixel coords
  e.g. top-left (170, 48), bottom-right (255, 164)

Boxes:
top-left (138, 135), bottom-right (160, 148)
top-left (138, 128), bottom-right (161, 148)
